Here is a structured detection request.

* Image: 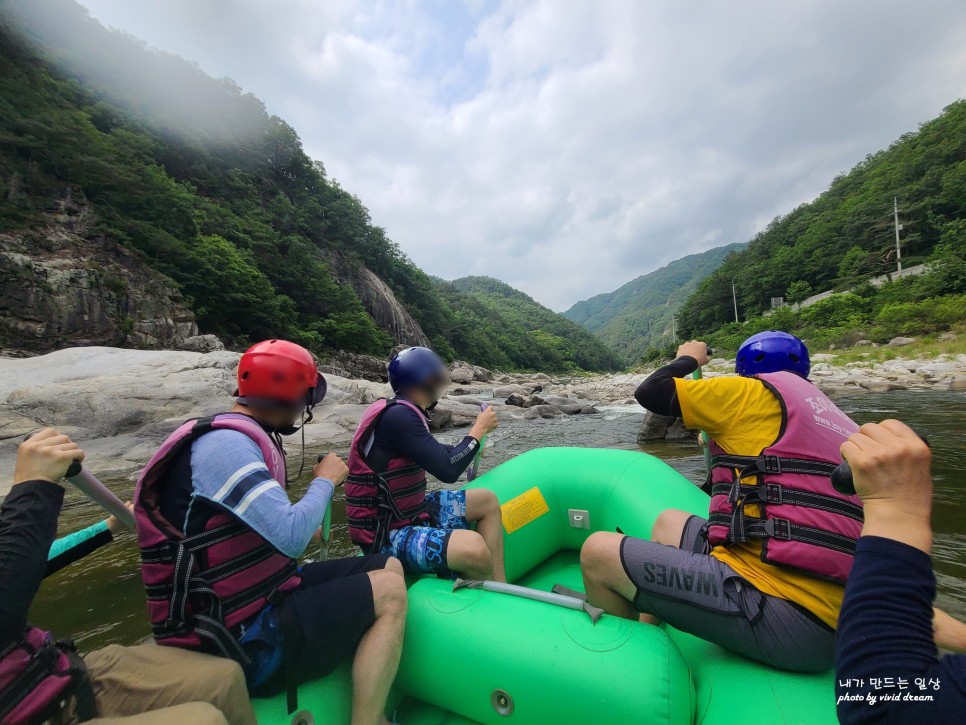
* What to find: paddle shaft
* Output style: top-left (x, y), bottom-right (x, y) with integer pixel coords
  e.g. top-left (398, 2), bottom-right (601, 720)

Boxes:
top-left (24, 430), bottom-right (134, 527)
top-left (691, 366), bottom-right (714, 475)
top-left (466, 403), bottom-right (490, 482)
top-left (316, 455), bottom-right (334, 560)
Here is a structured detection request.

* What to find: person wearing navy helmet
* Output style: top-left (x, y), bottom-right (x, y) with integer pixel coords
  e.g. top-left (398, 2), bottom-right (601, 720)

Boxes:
top-left (579, 331), bottom-right (870, 674)
top-left (346, 347), bottom-right (506, 582)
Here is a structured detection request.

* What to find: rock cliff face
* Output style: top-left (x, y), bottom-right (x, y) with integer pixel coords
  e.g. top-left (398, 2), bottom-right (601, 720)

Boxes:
top-left (0, 195), bottom-right (198, 353)
top-left (331, 255), bottom-right (430, 348)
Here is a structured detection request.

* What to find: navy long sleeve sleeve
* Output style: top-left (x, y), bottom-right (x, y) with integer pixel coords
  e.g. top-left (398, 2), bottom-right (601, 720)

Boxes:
top-left (835, 536), bottom-right (966, 723)
top-left (369, 404), bottom-right (479, 484)
top-left (0, 480), bottom-right (64, 649)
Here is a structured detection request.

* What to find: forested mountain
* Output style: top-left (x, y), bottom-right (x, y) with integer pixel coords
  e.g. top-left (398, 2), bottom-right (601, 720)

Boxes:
top-left (0, 0), bottom-right (618, 371)
top-left (435, 277), bottom-right (623, 372)
top-left (564, 243), bottom-right (745, 363)
top-left (679, 100), bottom-right (966, 338)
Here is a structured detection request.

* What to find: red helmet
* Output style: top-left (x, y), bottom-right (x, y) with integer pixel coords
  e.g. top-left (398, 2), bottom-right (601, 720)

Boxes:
top-left (236, 340), bottom-right (327, 409)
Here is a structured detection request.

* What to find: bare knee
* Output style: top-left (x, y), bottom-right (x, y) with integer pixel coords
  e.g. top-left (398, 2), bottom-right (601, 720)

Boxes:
top-left (383, 555), bottom-right (404, 578)
top-left (369, 569), bottom-right (408, 619)
top-left (651, 509), bottom-right (691, 546)
top-left (580, 531), bottom-right (621, 579)
top-left (480, 489), bottom-right (500, 518)
top-left (450, 531), bottom-right (492, 575)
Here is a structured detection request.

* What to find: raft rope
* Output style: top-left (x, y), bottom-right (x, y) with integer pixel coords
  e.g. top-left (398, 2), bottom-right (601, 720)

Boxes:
top-left (453, 579), bottom-right (604, 624)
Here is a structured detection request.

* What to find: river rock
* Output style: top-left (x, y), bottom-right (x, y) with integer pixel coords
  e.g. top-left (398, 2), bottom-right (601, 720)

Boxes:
top-left (853, 340), bottom-right (873, 347)
top-left (637, 412), bottom-right (673, 442)
top-left (321, 351), bottom-right (389, 382)
top-left (493, 384), bottom-right (527, 398)
top-left (665, 419), bottom-right (696, 442)
top-left (522, 405), bottom-right (562, 420)
top-left (949, 375), bottom-right (966, 392)
top-left (531, 373), bottom-right (551, 382)
top-left (449, 361), bottom-right (477, 384)
top-left (888, 336), bottom-right (917, 347)
top-left (811, 354), bottom-right (837, 362)
top-left (178, 334), bottom-right (225, 353)
top-left (426, 399), bottom-right (481, 430)
top-left (859, 379), bottom-right (907, 393)
top-left (939, 331), bottom-right (957, 341)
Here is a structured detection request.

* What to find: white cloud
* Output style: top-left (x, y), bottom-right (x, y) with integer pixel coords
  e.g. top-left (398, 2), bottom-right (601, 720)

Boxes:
top-left (79, 0), bottom-right (966, 310)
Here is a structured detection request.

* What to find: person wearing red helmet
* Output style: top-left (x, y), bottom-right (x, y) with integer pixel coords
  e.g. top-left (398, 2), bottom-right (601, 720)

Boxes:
top-left (134, 340), bottom-right (406, 725)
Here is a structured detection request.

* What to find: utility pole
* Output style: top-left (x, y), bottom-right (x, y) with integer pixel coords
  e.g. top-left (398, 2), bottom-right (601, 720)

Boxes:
top-left (732, 279), bottom-right (739, 322)
top-left (893, 196), bottom-right (903, 275)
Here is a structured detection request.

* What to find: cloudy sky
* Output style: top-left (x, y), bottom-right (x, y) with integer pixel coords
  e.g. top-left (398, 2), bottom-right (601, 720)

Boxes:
top-left (78, 1), bottom-right (966, 311)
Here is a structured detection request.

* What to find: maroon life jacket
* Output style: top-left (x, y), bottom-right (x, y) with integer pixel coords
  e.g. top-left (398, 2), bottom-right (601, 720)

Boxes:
top-left (134, 413), bottom-right (301, 665)
top-left (0, 627), bottom-right (94, 725)
top-left (706, 371), bottom-right (863, 583)
top-left (345, 398), bottom-right (431, 550)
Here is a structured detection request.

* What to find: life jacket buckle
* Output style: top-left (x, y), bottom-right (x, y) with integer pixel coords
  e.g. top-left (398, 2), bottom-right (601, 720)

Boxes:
top-left (764, 484), bottom-right (783, 504)
top-left (757, 455), bottom-right (782, 474)
top-left (763, 517), bottom-right (791, 540)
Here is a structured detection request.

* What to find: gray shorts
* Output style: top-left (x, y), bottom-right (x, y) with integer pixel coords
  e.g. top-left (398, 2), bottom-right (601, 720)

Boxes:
top-left (619, 515), bottom-right (834, 672)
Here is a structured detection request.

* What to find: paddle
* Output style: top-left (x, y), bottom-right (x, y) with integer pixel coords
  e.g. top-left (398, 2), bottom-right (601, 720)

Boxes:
top-left (691, 361), bottom-right (713, 477)
top-left (831, 432), bottom-right (930, 495)
top-left (466, 403), bottom-right (490, 482)
top-left (316, 455), bottom-right (334, 561)
top-left (453, 578), bottom-right (604, 623)
top-left (25, 431), bottom-right (135, 528)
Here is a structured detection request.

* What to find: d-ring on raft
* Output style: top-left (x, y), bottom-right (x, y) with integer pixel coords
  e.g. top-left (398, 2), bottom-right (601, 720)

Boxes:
top-left (252, 447), bottom-right (838, 724)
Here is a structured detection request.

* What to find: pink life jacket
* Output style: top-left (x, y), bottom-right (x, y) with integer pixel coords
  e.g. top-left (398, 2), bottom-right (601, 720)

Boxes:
top-left (346, 398), bottom-right (432, 550)
top-left (135, 413), bottom-right (301, 665)
top-left (706, 371), bottom-right (863, 583)
top-left (0, 627), bottom-right (94, 725)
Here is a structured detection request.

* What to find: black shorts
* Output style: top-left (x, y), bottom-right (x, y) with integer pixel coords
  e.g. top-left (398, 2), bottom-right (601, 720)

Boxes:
top-left (256, 554), bottom-right (389, 694)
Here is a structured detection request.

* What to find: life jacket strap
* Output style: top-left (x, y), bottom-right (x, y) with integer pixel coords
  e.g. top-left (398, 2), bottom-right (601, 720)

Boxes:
top-left (0, 636), bottom-right (96, 723)
top-left (708, 512), bottom-right (858, 555)
top-left (709, 482), bottom-right (864, 521)
top-left (711, 453), bottom-right (839, 477)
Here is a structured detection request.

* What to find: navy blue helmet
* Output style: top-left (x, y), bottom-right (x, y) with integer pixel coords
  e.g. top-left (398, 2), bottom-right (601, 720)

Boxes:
top-left (735, 331), bottom-right (810, 379)
top-left (388, 347), bottom-right (448, 395)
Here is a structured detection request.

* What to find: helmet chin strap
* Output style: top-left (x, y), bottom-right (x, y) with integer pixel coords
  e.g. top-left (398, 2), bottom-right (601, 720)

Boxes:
top-left (272, 402), bottom-right (315, 486)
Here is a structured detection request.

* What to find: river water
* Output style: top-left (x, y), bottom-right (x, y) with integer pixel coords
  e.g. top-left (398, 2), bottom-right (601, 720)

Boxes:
top-left (29, 391), bottom-right (966, 652)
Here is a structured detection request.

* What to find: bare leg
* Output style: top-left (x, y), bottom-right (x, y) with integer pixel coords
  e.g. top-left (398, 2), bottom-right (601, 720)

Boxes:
top-left (580, 531), bottom-right (639, 621)
top-left (446, 529), bottom-right (493, 580)
top-left (466, 488), bottom-right (506, 582)
top-left (934, 607), bottom-right (966, 653)
top-left (351, 563), bottom-right (407, 725)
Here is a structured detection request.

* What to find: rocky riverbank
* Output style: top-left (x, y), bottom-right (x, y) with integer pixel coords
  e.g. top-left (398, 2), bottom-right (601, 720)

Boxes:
top-left (2, 346), bottom-right (965, 495)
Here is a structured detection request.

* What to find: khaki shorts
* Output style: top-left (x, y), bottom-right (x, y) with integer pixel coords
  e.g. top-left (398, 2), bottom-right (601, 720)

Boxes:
top-left (69, 643), bottom-right (255, 725)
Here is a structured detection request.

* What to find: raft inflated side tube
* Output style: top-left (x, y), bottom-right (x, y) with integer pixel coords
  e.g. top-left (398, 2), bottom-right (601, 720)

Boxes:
top-left (399, 576), bottom-right (695, 724)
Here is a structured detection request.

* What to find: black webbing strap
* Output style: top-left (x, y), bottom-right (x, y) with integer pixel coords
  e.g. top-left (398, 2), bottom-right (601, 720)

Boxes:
top-left (710, 453), bottom-right (839, 477)
top-left (278, 600), bottom-right (301, 714)
top-left (708, 513), bottom-right (857, 555)
top-left (710, 482), bottom-right (864, 521)
top-left (63, 646), bottom-right (97, 722)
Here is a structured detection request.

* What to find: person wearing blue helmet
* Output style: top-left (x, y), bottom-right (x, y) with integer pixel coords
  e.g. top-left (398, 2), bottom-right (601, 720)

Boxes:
top-left (580, 331), bottom-right (866, 672)
top-left (346, 347), bottom-right (505, 582)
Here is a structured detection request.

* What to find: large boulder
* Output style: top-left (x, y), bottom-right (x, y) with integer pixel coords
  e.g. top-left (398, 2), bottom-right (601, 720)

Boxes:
top-left (178, 334), bottom-right (225, 353)
top-left (522, 405), bottom-right (563, 420)
top-left (888, 336), bottom-right (917, 347)
top-left (427, 399), bottom-right (482, 430)
top-left (449, 361), bottom-right (478, 385)
top-left (637, 412), bottom-right (673, 442)
top-left (493, 384), bottom-right (527, 398)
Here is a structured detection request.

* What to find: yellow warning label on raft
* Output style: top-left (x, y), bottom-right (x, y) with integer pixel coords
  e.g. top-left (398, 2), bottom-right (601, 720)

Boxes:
top-left (501, 487), bottom-right (549, 534)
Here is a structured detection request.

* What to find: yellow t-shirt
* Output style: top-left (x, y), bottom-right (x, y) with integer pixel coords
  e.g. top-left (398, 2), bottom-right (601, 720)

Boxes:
top-left (674, 375), bottom-right (844, 629)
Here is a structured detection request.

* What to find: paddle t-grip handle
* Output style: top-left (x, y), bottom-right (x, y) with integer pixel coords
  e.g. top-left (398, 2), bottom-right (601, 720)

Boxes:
top-left (831, 431), bottom-right (930, 496)
top-left (23, 430), bottom-right (135, 528)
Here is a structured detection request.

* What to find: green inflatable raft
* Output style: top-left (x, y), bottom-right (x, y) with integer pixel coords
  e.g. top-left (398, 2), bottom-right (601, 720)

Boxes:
top-left (253, 447), bottom-right (837, 724)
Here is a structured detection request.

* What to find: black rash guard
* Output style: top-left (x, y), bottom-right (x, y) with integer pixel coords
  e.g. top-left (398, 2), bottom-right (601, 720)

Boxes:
top-left (0, 480), bottom-right (63, 649)
top-left (634, 356), bottom-right (700, 417)
top-left (836, 536), bottom-right (966, 723)
top-left (366, 401), bottom-right (479, 484)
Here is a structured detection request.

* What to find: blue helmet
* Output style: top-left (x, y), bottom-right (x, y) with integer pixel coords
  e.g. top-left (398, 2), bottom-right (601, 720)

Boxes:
top-left (735, 331), bottom-right (810, 379)
top-left (388, 346), bottom-right (448, 395)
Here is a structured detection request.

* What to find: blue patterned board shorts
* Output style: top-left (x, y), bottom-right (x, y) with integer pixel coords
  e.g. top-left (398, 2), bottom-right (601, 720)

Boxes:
top-left (382, 490), bottom-right (470, 578)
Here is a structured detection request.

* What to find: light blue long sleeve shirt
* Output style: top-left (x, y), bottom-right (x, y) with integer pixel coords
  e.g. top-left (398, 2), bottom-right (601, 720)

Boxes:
top-left (189, 429), bottom-right (333, 558)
